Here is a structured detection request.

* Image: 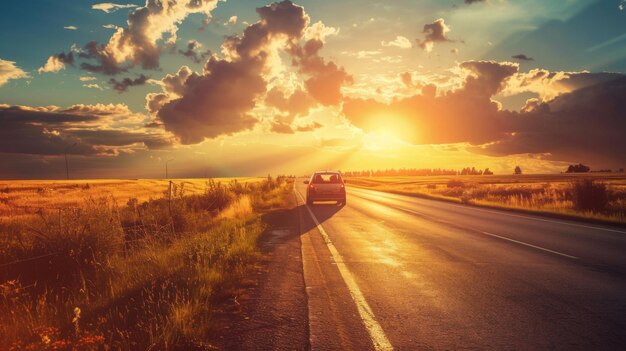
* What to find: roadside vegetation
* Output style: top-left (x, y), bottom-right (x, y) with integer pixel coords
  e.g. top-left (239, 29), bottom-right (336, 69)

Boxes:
top-left (0, 176), bottom-right (293, 350)
top-left (0, 178), bottom-right (261, 220)
top-left (347, 174), bottom-right (626, 224)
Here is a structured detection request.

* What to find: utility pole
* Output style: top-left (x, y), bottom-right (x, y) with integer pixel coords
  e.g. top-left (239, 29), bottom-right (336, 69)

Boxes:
top-left (64, 143), bottom-right (77, 180)
top-left (165, 158), bottom-right (174, 179)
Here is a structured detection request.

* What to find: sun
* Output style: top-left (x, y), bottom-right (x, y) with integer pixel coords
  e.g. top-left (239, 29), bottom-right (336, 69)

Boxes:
top-left (363, 127), bottom-right (406, 151)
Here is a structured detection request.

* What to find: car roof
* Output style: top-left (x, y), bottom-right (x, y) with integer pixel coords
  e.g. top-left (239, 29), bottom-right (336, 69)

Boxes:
top-left (312, 171), bottom-right (341, 175)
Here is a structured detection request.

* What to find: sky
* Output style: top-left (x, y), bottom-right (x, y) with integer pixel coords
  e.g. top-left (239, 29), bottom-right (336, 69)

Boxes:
top-left (1, 0), bottom-right (625, 179)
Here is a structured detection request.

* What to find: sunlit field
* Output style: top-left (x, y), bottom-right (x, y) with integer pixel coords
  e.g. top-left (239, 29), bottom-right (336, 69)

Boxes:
top-left (0, 178), bottom-right (262, 219)
top-left (347, 173), bottom-right (626, 224)
top-left (0, 176), bottom-right (293, 350)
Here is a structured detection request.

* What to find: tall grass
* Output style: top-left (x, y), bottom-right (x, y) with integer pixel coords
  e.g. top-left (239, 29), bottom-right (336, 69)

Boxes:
top-left (0, 176), bottom-right (293, 350)
top-left (348, 176), bottom-right (626, 224)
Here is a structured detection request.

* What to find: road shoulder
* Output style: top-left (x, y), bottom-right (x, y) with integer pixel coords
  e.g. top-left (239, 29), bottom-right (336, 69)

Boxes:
top-left (213, 193), bottom-right (309, 350)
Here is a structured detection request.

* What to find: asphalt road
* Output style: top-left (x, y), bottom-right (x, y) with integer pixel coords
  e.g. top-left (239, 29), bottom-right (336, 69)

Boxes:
top-left (294, 179), bottom-right (626, 350)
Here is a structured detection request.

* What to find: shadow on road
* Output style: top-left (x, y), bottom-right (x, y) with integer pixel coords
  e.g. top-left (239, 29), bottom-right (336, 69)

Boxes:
top-left (297, 202), bottom-right (343, 235)
top-left (260, 202), bottom-right (343, 245)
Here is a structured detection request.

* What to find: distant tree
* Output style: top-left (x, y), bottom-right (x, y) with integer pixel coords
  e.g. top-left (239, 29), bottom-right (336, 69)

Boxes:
top-left (566, 163), bottom-right (591, 173)
top-left (514, 166), bottom-right (522, 175)
top-left (483, 168), bottom-right (493, 175)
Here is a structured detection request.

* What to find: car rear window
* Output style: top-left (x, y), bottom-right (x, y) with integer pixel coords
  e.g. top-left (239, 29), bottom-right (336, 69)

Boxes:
top-left (311, 173), bottom-right (343, 184)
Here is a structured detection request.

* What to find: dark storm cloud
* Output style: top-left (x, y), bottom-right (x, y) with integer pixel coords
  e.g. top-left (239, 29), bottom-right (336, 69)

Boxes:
top-left (108, 74), bottom-right (149, 93)
top-left (477, 76), bottom-right (626, 168)
top-left (512, 54), bottom-right (534, 61)
top-left (0, 105), bottom-right (172, 156)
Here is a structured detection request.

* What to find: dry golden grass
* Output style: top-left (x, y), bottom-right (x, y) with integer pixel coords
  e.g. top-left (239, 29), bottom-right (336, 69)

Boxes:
top-left (347, 173), bottom-right (626, 224)
top-left (0, 178), bottom-right (262, 219)
top-left (0, 176), bottom-right (293, 350)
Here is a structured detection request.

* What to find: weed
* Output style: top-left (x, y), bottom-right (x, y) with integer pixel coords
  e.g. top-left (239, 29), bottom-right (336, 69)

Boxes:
top-left (570, 179), bottom-right (609, 212)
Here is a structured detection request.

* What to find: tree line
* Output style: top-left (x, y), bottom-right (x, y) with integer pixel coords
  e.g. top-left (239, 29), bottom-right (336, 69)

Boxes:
top-left (343, 167), bottom-right (494, 177)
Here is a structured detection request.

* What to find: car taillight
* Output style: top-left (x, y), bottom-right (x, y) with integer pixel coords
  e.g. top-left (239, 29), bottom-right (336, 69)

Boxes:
top-left (339, 184), bottom-right (345, 192)
top-left (309, 184), bottom-right (315, 192)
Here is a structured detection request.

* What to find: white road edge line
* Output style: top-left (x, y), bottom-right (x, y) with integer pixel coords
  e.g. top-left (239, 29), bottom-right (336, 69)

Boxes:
top-left (481, 231), bottom-right (579, 260)
top-left (348, 187), bottom-right (626, 235)
top-left (295, 184), bottom-right (394, 351)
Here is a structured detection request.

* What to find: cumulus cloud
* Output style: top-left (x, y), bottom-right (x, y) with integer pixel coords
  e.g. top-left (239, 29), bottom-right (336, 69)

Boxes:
top-left (343, 60), bottom-right (626, 167)
top-left (64, 26), bottom-right (78, 30)
top-left (92, 3), bottom-right (138, 13)
top-left (38, 52), bottom-right (75, 74)
top-left (0, 59), bottom-right (30, 86)
top-left (290, 38), bottom-right (353, 105)
top-left (381, 36), bottom-right (412, 49)
top-left (79, 76), bottom-right (97, 81)
top-left (271, 120), bottom-right (322, 134)
top-left (266, 87), bottom-right (315, 118)
top-left (460, 60), bottom-right (518, 97)
top-left (265, 87), bottom-right (317, 133)
top-left (504, 69), bottom-right (624, 101)
top-left (152, 0), bottom-right (311, 144)
top-left (52, 0), bottom-right (220, 75)
top-left (512, 54), bottom-right (534, 61)
top-left (0, 103), bottom-right (171, 156)
top-left (304, 21), bottom-right (339, 42)
top-left (148, 1), bottom-right (349, 144)
top-left (225, 15), bottom-right (238, 25)
top-left (418, 18), bottom-right (450, 52)
top-left (108, 74), bottom-right (149, 93)
top-left (145, 66), bottom-right (197, 115)
top-left (178, 40), bottom-right (210, 63)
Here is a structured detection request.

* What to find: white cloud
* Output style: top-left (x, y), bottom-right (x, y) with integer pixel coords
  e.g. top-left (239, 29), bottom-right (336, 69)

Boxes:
top-left (79, 76), bottom-right (97, 81)
top-left (92, 3), bottom-right (138, 13)
top-left (84, 0), bottom-right (221, 73)
top-left (304, 21), bottom-right (339, 42)
top-left (0, 59), bottom-right (30, 86)
top-left (38, 56), bottom-right (66, 74)
top-left (225, 15), bottom-right (237, 25)
top-left (381, 36), bottom-right (412, 49)
top-left (83, 83), bottom-right (104, 90)
top-left (102, 24), bottom-right (118, 29)
top-left (64, 26), bottom-right (78, 30)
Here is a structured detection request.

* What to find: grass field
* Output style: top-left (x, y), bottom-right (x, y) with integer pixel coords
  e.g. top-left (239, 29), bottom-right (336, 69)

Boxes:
top-left (0, 176), bottom-right (292, 350)
top-left (347, 173), bottom-right (626, 224)
top-left (0, 178), bottom-right (262, 219)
